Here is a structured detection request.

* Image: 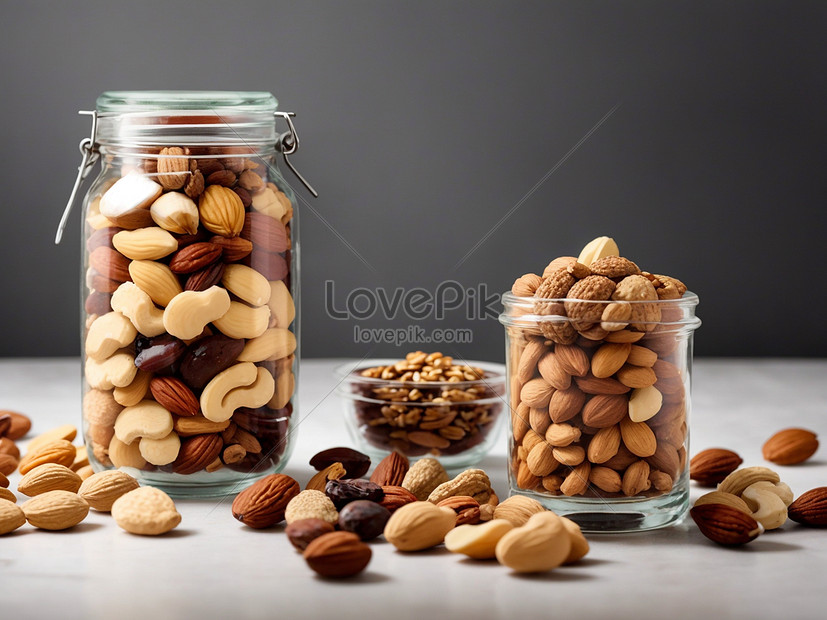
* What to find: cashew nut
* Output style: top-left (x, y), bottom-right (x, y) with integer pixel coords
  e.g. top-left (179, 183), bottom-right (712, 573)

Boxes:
top-left (237, 328), bottom-right (296, 363)
top-left (163, 286), bottom-right (231, 340)
top-left (742, 481), bottom-right (790, 530)
top-left (221, 264), bottom-right (271, 307)
top-left (108, 435), bottom-right (147, 469)
top-left (139, 431), bottom-right (181, 466)
top-left (268, 280), bottom-right (295, 328)
top-left (114, 400), bottom-right (174, 445)
top-left (85, 352), bottom-right (138, 390)
top-left (717, 466), bottom-right (780, 496)
top-left (113, 369), bottom-right (152, 407)
top-left (200, 362), bottom-right (275, 423)
top-left (268, 368), bottom-right (295, 410)
top-left (212, 301), bottom-right (270, 340)
top-left (111, 282), bottom-right (166, 337)
top-left (694, 491), bottom-right (752, 515)
top-left (85, 312), bottom-right (138, 361)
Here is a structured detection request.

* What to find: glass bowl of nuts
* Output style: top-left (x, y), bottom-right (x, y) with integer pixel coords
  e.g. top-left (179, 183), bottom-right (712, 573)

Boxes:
top-left (335, 352), bottom-right (506, 468)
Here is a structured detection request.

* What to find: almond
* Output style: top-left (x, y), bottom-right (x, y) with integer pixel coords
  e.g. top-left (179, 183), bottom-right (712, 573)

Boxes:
top-left (548, 386), bottom-right (586, 423)
top-left (173, 434), bottom-right (223, 475)
top-left (574, 374), bottom-right (630, 395)
top-left (21, 490), bottom-right (89, 530)
top-left (492, 495), bottom-right (546, 527)
top-left (646, 442), bottom-right (681, 478)
top-left (89, 246), bottom-right (131, 283)
top-left (78, 470), bottom-right (140, 511)
top-left (788, 487), bottom-right (827, 527)
top-left (526, 442), bottom-right (559, 477)
top-left (18, 439), bottom-right (77, 475)
top-left (210, 235), bottom-right (253, 262)
top-left (169, 242), bottom-right (223, 274)
top-left (619, 418), bottom-right (657, 457)
top-left (185, 261), bottom-right (226, 292)
top-left (112, 227), bottom-right (178, 261)
top-left (762, 428), bottom-right (819, 465)
top-left (242, 212), bottom-right (289, 252)
top-left (516, 339), bottom-right (545, 383)
top-left (554, 344), bottom-right (590, 377)
top-left (626, 345), bottom-right (657, 367)
top-left (305, 463), bottom-right (346, 492)
top-left (369, 452), bottom-right (410, 487)
top-left (519, 378), bottom-right (554, 409)
top-left (616, 364), bottom-right (657, 389)
top-left (17, 463), bottom-right (82, 496)
top-left (590, 343), bottom-right (631, 378)
top-left (589, 466), bottom-right (622, 493)
top-left (150, 376), bottom-right (201, 417)
top-left (537, 353), bottom-right (571, 390)
top-left (383, 501), bottom-right (456, 551)
top-left (621, 460), bottom-right (651, 496)
top-left (378, 485), bottom-right (418, 513)
top-left (232, 474), bottom-right (301, 529)
top-left (689, 448), bottom-right (743, 486)
top-left (436, 495), bottom-right (482, 525)
top-left (690, 503), bottom-right (763, 546)
top-left (303, 531), bottom-right (372, 578)
top-left (0, 410), bottom-right (31, 441)
top-left (0, 501), bottom-right (26, 535)
top-left (586, 425), bottom-right (621, 464)
top-left (545, 423), bottom-right (581, 448)
top-left (581, 394), bottom-right (628, 428)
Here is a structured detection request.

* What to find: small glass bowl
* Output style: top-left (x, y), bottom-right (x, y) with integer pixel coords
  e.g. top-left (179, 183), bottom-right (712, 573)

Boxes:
top-left (335, 359), bottom-right (506, 469)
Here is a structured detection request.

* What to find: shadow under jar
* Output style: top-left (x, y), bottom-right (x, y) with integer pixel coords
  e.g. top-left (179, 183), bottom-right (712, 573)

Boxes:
top-left (499, 291), bottom-right (701, 532)
top-left (336, 359), bottom-right (506, 469)
top-left (78, 91), bottom-right (301, 497)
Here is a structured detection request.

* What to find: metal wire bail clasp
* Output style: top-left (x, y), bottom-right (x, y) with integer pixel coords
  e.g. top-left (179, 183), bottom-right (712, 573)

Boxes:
top-left (274, 111), bottom-right (318, 198)
top-left (55, 110), bottom-right (100, 244)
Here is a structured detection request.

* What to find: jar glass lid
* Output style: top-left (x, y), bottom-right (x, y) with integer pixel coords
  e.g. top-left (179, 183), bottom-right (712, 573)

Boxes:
top-left (95, 90), bottom-right (280, 147)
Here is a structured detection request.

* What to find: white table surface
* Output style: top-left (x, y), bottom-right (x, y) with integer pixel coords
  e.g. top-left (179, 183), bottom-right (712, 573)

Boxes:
top-left (1, 358), bottom-right (825, 620)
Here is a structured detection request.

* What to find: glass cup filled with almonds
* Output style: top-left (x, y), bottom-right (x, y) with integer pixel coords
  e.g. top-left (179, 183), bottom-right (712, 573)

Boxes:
top-left (499, 237), bottom-right (701, 532)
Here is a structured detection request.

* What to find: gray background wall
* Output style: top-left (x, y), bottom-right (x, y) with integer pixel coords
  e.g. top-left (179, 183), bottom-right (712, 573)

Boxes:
top-left (1, 0), bottom-right (825, 360)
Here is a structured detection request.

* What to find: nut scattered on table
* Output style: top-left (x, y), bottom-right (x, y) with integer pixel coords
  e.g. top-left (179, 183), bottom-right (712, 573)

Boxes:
top-left (762, 428), bottom-right (819, 465)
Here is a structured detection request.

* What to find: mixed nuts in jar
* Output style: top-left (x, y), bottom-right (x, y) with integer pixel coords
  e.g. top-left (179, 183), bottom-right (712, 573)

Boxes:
top-left (76, 91), bottom-right (304, 496)
top-left (500, 237), bottom-right (701, 531)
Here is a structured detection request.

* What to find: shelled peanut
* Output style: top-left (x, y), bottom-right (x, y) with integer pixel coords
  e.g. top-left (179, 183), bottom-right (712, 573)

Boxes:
top-left (506, 237), bottom-right (690, 499)
top-left (81, 149), bottom-right (297, 476)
